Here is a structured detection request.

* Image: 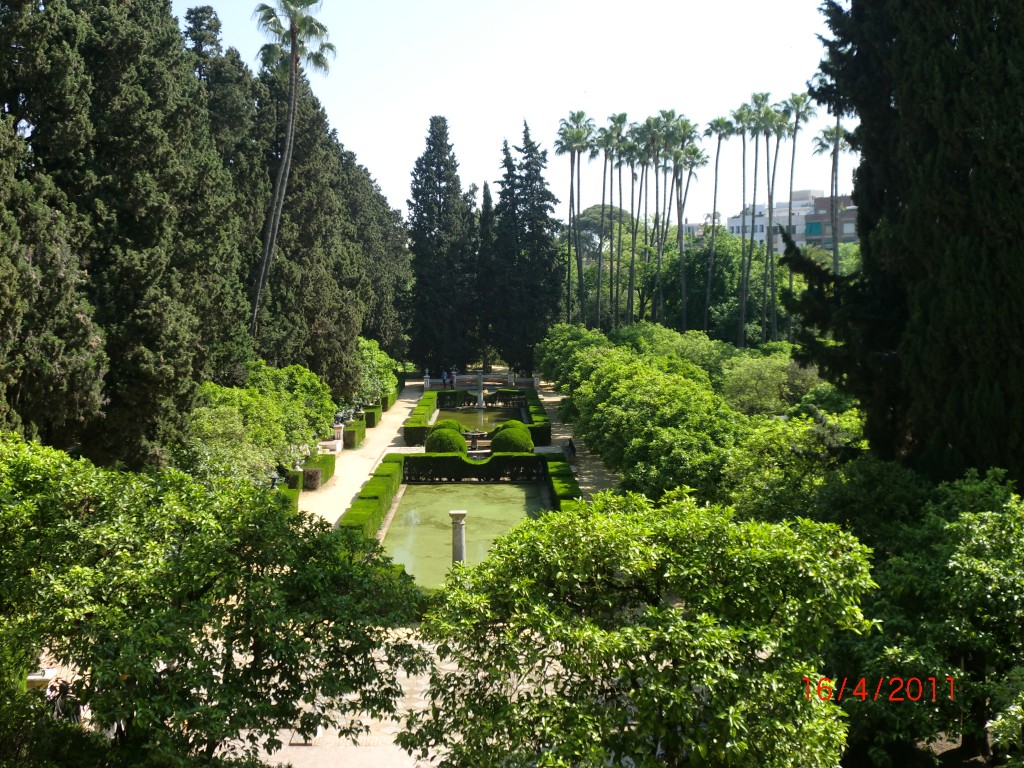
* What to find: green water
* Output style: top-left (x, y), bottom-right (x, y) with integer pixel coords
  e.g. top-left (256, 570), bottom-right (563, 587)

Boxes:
top-left (383, 483), bottom-right (543, 588)
top-left (436, 407), bottom-right (522, 433)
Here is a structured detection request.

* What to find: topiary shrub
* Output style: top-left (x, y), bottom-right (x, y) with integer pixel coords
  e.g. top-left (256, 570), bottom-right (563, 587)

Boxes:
top-left (492, 419), bottom-right (527, 435)
top-left (424, 428), bottom-right (468, 454)
top-left (491, 427), bottom-right (534, 453)
top-left (430, 419), bottom-right (464, 435)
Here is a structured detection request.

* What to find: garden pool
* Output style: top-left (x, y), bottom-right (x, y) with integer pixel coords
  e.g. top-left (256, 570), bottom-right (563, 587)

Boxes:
top-left (435, 407), bottom-right (523, 433)
top-left (383, 483), bottom-right (543, 588)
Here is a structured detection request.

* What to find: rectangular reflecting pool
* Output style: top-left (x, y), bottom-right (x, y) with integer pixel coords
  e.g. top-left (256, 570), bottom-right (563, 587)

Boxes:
top-left (436, 407), bottom-right (523, 433)
top-left (383, 483), bottom-right (544, 589)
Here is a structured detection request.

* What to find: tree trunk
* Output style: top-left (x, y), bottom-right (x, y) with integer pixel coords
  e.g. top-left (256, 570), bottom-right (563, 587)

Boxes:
top-left (575, 152), bottom-right (586, 327)
top-left (627, 163), bottom-right (639, 324)
top-left (832, 112), bottom-right (840, 275)
top-left (251, 52), bottom-right (300, 337)
top-left (596, 153), bottom-right (608, 329)
top-left (739, 134), bottom-right (759, 348)
top-left (786, 114), bottom-right (800, 343)
top-left (566, 153), bottom-right (574, 323)
top-left (704, 135), bottom-right (723, 332)
top-left (769, 128), bottom-right (783, 341)
top-left (615, 163), bottom-right (624, 330)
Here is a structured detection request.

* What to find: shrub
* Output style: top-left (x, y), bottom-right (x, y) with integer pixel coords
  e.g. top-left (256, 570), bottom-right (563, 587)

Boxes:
top-left (302, 466), bottom-right (323, 491)
top-left (304, 453), bottom-right (336, 484)
top-left (403, 391), bottom-right (438, 446)
top-left (492, 419), bottom-right (528, 435)
top-left (430, 419), bottom-right (464, 434)
top-left (285, 469), bottom-right (303, 491)
top-left (343, 417), bottom-right (366, 448)
top-left (491, 427), bottom-right (534, 453)
top-left (363, 405), bottom-right (383, 428)
top-left (425, 428), bottom-right (468, 454)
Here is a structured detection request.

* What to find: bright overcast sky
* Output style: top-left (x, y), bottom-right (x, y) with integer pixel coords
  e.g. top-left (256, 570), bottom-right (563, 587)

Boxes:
top-left (169, 0), bottom-right (857, 225)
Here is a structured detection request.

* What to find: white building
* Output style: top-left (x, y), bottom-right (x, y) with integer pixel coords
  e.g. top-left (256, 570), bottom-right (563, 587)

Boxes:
top-left (726, 189), bottom-right (822, 251)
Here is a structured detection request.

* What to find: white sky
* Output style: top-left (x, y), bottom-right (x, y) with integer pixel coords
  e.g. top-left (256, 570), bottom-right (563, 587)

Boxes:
top-left (169, 0), bottom-right (857, 225)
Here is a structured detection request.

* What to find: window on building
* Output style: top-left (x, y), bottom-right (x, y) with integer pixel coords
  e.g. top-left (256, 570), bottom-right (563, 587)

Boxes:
top-left (842, 222), bottom-right (856, 235)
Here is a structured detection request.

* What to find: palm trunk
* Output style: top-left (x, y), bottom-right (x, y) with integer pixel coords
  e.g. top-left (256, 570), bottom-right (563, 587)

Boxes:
top-left (251, 52), bottom-right (300, 337)
top-left (575, 152), bottom-right (587, 326)
top-left (832, 113), bottom-right (840, 275)
top-left (769, 129), bottom-right (783, 341)
top-left (786, 115), bottom-right (801, 343)
top-left (615, 163), bottom-right (624, 330)
top-left (761, 132), bottom-right (772, 342)
top-left (678, 170), bottom-right (693, 331)
top-left (627, 162), bottom-right (639, 324)
top-left (596, 153), bottom-right (608, 329)
top-left (704, 135), bottom-right (723, 332)
top-left (566, 153), bottom-right (575, 323)
top-left (738, 133), bottom-right (758, 348)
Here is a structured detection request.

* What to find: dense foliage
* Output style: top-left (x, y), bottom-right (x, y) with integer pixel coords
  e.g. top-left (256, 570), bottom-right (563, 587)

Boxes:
top-left (789, 0), bottom-right (1024, 482)
top-left (399, 491), bottom-right (874, 767)
top-left (0, 1), bottom-right (409, 467)
top-left (0, 435), bottom-right (426, 765)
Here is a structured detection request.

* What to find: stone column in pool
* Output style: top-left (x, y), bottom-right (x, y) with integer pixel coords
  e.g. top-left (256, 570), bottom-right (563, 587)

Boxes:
top-left (476, 370), bottom-right (484, 409)
top-left (449, 510), bottom-right (467, 563)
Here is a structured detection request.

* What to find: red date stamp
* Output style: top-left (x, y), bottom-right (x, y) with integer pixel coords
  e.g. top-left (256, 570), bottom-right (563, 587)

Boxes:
top-left (802, 676), bottom-right (956, 702)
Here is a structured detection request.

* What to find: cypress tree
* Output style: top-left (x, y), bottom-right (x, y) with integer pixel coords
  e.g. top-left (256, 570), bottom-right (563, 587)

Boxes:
top-left (788, 1), bottom-right (1024, 481)
top-left (491, 124), bottom-right (561, 373)
top-left (407, 116), bottom-right (477, 371)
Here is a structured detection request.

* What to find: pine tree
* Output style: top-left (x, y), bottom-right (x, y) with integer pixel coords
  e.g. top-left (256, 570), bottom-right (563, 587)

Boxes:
top-left (789, 1), bottom-right (1024, 482)
top-left (407, 116), bottom-right (477, 372)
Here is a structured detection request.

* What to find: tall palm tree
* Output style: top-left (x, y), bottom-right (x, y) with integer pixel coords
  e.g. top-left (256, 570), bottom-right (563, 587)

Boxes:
top-left (250, 0), bottom-right (334, 337)
top-left (592, 120), bottom-right (618, 329)
top-left (733, 98), bottom-right (763, 348)
top-left (621, 126), bottom-right (643, 324)
top-left (782, 92), bottom-right (816, 341)
top-left (659, 113), bottom-right (697, 322)
top-left (813, 118), bottom-right (852, 275)
top-left (702, 116), bottom-right (733, 332)
top-left (608, 113), bottom-right (628, 330)
top-left (676, 143), bottom-right (708, 331)
top-left (760, 104), bottom-right (788, 341)
top-left (555, 111), bottom-right (594, 325)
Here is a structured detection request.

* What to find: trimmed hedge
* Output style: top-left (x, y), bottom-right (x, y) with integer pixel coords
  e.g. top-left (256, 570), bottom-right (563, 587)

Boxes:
top-left (340, 455), bottom-right (407, 538)
top-left (437, 389), bottom-right (474, 409)
top-left (285, 469), bottom-right (303, 491)
top-left (305, 453), bottom-right (336, 483)
top-left (403, 452), bottom-right (543, 483)
top-left (525, 388), bottom-right (552, 446)
top-left (425, 428), bottom-right (468, 454)
top-left (363, 405), bottom-right (383, 428)
top-left (402, 390), bottom-right (437, 446)
top-left (343, 416), bottom-right (366, 448)
top-left (339, 452), bottom-right (583, 540)
top-left (381, 384), bottom-right (400, 411)
top-left (491, 428), bottom-right (534, 453)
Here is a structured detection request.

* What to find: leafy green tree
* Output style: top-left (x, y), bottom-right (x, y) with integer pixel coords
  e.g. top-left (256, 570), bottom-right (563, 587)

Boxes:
top-left (399, 491), bottom-right (874, 768)
top-left (355, 337), bottom-right (399, 405)
top-left (0, 435), bottom-right (426, 763)
top-left (407, 116), bottom-right (478, 371)
top-left (250, 0), bottom-right (334, 337)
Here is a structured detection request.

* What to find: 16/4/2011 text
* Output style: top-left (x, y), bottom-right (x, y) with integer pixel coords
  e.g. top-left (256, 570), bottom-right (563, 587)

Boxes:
top-left (802, 676), bottom-right (956, 703)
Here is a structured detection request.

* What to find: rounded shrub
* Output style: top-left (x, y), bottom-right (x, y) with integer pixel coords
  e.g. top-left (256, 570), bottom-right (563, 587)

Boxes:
top-left (492, 419), bottom-right (527, 435)
top-left (430, 419), bottom-right (464, 435)
top-left (425, 428), bottom-right (468, 454)
top-left (490, 427), bottom-right (534, 453)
